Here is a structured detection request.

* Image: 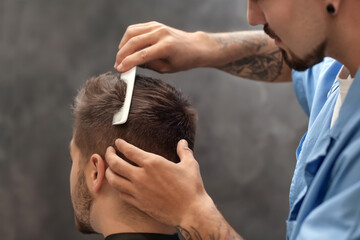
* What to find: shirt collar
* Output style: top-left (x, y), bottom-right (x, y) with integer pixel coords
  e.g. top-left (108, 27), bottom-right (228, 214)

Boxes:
top-left (105, 233), bottom-right (179, 240)
top-left (330, 67), bottom-right (360, 139)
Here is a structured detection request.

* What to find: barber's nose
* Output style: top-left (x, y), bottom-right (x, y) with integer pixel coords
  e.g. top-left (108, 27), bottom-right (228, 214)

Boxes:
top-left (247, 0), bottom-right (267, 26)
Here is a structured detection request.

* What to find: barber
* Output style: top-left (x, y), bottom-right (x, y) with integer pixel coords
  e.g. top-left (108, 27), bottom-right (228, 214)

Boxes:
top-left (105, 0), bottom-right (360, 239)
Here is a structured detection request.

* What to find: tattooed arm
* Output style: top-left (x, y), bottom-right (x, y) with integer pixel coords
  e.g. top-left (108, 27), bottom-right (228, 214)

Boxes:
top-left (114, 22), bottom-right (291, 82)
top-left (209, 32), bottom-right (291, 82)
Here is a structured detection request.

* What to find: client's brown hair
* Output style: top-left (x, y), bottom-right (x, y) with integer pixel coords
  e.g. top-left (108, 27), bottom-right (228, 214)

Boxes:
top-left (73, 72), bottom-right (197, 163)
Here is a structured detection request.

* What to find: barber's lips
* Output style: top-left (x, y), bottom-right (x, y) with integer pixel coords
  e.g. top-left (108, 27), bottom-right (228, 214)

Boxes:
top-left (263, 25), bottom-right (282, 46)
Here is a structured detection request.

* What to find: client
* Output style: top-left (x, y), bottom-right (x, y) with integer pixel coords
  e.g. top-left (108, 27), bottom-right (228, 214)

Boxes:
top-left (69, 72), bottom-right (197, 240)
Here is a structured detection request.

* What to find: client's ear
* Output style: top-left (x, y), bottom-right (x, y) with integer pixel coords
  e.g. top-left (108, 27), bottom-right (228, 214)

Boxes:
top-left (89, 154), bottom-right (106, 193)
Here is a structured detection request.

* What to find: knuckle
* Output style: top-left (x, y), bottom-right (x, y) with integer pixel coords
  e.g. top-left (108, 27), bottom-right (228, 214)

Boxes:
top-left (125, 25), bottom-right (135, 35)
top-left (150, 21), bottom-right (159, 25)
top-left (158, 65), bottom-right (169, 73)
top-left (127, 35), bottom-right (140, 46)
top-left (106, 171), bottom-right (116, 185)
top-left (179, 148), bottom-right (192, 160)
top-left (184, 146), bottom-right (193, 155)
top-left (141, 157), bottom-right (151, 168)
top-left (132, 35), bottom-right (141, 43)
top-left (124, 27), bottom-right (139, 40)
top-left (142, 156), bottom-right (157, 168)
top-left (130, 171), bottom-right (143, 184)
top-left (111, 159), bottom-right (121, 170)
top-left (139, 49), bottom-right (148, 60)
top-left (123, 147), bottom-right (136, 159)
top-left (126, 170), bottom-right (135, 181)
top-left (157, 61), bottom-right (173, 73)
top-left (116, 50), bottom-right (121, 57)
top-left (157, 26), bottom-right (170, 36)
top-left (116, 50), bottom-right (123, 60)
top-left (159, 40), bottom-right (174, 54)
top-left (194, 160), bottom-right (200, 168)
top-left (163, 38), bottom-right (173, 46)
top-left (192, 160), bottom-right (200, 170)
top-left (120, 57), bottom-right (130, 68)
top-left (151, 155), bottom-right (165, 167)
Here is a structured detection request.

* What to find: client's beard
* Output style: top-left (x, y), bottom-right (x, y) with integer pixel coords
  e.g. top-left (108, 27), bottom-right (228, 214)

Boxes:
top-left (263, 24), bottom-right (326, 71)
top-left (72, 171), bottom-right (96, 234)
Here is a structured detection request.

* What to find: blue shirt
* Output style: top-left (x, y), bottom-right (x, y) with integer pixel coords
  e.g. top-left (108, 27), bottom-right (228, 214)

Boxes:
top-left (287, 57), bottom-right (360, 239)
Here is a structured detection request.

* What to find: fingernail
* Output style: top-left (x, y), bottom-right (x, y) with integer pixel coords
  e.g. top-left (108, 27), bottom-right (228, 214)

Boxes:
top-left (114, 63), bottom-right (117, 69)
top-left (180, 139), bottom-right (188, 147)
top-left (117, 63), bottom-right (124, 72)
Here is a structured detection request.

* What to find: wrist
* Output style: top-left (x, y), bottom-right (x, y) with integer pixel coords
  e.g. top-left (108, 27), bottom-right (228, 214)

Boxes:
top-left (193, 31), bottom-right (224, 68)
top-left (175, 194), bottom-right (244, 240)
top-left (178, 193), bottom-right (218, 227)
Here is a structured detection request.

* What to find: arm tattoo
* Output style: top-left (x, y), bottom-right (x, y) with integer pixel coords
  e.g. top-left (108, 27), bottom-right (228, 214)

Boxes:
top-left (211, 32), bottom-right (284, 82)
top-left (212, 32), bottom-right (268, 52)
top-left (176, 226), bottom-right (201, 240)
top-left (176, 224), bottom-right (242, 240)
top-left (219, 49), bottom-right (283, 82)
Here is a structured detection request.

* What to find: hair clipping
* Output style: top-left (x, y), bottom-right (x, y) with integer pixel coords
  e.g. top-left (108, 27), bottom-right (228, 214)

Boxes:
top-left (112, 67), bottom-right (137, 125)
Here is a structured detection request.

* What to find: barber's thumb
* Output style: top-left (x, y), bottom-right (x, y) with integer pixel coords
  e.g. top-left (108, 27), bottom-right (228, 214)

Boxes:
top-left (177, 139), bottom-right (194, 162)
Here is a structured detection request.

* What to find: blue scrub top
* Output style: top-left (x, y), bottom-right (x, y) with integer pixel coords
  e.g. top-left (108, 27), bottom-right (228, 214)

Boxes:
top-left (287, 57), bottom-right (360, 239)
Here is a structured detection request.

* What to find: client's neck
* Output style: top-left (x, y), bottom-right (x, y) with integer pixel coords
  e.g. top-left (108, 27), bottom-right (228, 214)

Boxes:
top-left (91, 188), bottom-right (176, 238)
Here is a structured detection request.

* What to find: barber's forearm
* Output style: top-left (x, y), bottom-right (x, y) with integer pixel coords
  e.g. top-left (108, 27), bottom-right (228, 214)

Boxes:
top-left (199, 31), bottom-right (291, 82)
top-left (176, 196), bottom-right (244, 240)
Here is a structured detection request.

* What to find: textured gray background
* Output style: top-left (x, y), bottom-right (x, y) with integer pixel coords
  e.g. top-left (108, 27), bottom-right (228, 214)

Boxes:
top-left (0, 0), bottom-right (308, 239)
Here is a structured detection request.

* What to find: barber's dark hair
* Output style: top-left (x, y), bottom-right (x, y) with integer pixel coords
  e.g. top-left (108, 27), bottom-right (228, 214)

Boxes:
top-left (73, 72), bottom-right (197, 163)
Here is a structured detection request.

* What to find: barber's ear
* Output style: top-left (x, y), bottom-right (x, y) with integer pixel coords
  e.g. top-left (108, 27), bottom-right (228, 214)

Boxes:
top-left (89, 154), bottom-right (106, 193)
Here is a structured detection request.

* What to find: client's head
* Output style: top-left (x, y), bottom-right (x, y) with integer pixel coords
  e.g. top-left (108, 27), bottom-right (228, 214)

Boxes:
top-left (69, 72), bottom-right (197, 236)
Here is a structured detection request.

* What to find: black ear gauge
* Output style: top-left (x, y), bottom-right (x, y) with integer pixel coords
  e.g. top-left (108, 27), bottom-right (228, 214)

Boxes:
top-left (327, 4), bottom-right (335, 14)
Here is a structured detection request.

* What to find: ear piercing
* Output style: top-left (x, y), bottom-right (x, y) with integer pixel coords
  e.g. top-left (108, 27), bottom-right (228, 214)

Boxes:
top-left (327, 4), bottom-right (335, 14)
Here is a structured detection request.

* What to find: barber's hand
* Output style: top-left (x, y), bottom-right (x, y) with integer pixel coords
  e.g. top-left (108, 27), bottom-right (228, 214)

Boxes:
top-left (114, 21), bottom-right (215, 73)
top-left (105, 138), bottom-right (214, 226)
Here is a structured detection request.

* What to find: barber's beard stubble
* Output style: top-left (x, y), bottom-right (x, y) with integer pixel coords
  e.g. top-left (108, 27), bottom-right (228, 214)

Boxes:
top-left (263, 24), bottom-right (326, 71)
top-left (72, 171), bottom-right (96, 234)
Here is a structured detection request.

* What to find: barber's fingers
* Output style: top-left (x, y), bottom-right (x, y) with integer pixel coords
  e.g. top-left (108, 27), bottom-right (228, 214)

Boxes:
top-left (114, 139), bottom-right (162, 167)
top-left (117, 43), bottom-right (170, 73)
top-left (105, 167), bottom-right (136, 194)
top-left (118, 21), bottom-right (162, 50)
top-left (144, 59), bottom-right (172, 73)
top-left (105, 146), bottom-right (138, 180)
top-left (115, 22), bottom-right (168, 71)
top-left (105, 168), bottom-right (143, 210)
top-left (115, 31), bottom-right (160, 71)
top-left (176, 139), bottom-right (197, 165)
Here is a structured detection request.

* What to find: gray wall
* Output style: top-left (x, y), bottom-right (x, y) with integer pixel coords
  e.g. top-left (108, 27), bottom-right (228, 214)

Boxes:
top-left (0, 1), bottom-right (308, 240)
